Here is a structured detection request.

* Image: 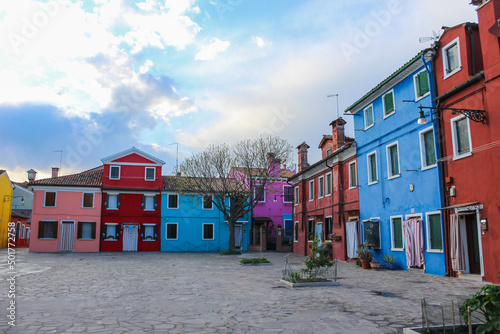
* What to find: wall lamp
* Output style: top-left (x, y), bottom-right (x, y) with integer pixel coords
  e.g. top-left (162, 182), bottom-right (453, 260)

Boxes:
top-left (3, 195), bottom-right (24, 205)
top-left (417, 105), bottom-right (486, 124)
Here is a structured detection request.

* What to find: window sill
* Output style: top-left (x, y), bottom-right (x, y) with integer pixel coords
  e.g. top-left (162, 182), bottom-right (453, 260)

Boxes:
top-left (104, 239), bottom-right (118, 241)
top-left (387, 174), bottom-right (401, 180)
top-left (426, 249), bottom-right (443, 253)
top-left (106, 208), bottom-right (119, 210)
top-left (453, 152), bottom-right (472, 161)
top-left (43, 206), bottom-right (56, 208)
top-left (143, 209), bottom-right (156, 211)
top-left (421, 164), bottom-right (437, 171)
top-left (166, 238), bottom-right (178, 241)
top-left (318, 196), bottom-right (324, 199)
top-left (202, 208), bottom-right (214, 210)
top-left (348, 186), bottom-right (358, 190)
top-left (82, 207), bottom-right (94, 209)
top-left (202, 239), bottom-right (215, 241)
top-left (325, 193), bottom-right (332, 197)
top-left (142, 239), bottom-right (157, 242)
top-left (39, 238), bottom-right (56, 240)
top-left (443, 67), bottom-right (461, 80)
top-left (415, 91), bottom-right (430, 102)
top-left (78, 238), bottom-right (95, 241)
top-left (167, 207), bottom-right (179, 210)
top-left (364, 124), bottom-right (374, 131)
top-left (391, 248), bottom-right (404, 252)
top-left (368, 181), bottom-right (378, 186)
top-left (383, 110), bottom-right (396, 119)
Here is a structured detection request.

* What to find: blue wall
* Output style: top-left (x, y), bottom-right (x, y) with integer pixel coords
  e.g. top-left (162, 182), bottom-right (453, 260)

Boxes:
top-left (160, 193), bottom-right (251, 252)
top-left (353, 60), bottom-right (446, 276)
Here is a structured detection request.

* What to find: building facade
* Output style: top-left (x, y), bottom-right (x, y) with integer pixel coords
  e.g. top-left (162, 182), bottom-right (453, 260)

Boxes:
top-left (0, 170), bottom-right (13, 248)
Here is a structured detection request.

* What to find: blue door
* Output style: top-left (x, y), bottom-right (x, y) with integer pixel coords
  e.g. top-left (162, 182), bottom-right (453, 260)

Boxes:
top-left (315, 222), bottom-right (323, 246)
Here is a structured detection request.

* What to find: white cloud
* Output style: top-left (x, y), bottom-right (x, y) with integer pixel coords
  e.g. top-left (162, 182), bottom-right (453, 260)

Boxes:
top-left (195, 38), bottom-right (230, 61)
top-left (252, 36), bottom-right (270, 48)
top-left (139, 59), bottom-right (154, 74)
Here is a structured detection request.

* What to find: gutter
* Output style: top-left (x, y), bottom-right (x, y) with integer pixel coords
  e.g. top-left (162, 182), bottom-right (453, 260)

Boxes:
top-left (434, 71), bottom-right (484, 103)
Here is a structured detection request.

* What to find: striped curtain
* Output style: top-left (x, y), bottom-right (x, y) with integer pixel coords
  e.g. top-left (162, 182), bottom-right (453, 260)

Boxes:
top-left (403, 218), bottom-right (425, 267)
top-left (346, 221), bottom-right (359, 259)
top-left (59, 222), bottom-right (75, 252)
top-left (450, 214), bottom-right (466, 272)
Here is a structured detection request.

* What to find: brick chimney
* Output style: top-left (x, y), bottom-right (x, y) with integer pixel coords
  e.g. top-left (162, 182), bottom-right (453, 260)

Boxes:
top-left (330, 117), bottom-right (346, 151)
top-left (296, 142), bottom-right (310, 173)
top-left (51, 167), bottom-right (59, 178)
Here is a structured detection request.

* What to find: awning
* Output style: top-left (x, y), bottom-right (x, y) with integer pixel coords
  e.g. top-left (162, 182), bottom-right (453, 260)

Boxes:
top-left (439, 201), bottom-right (481, 211)
top-left (253, 216), bottom-right (273, 224)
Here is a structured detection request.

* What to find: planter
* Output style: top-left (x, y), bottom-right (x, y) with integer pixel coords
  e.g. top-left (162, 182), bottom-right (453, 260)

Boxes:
top-left (370, 261), bottom-right (381, 270)
top-left (361, 259), bottom-right (371, 269)
top-left (280, 279), bottom-right (340, 288)
top-left (403, 324), bottom-right (480, 333)
top-left (384, 262), bottom-right (396, 270)
top-left (332, 236), bottom-right (342, 241)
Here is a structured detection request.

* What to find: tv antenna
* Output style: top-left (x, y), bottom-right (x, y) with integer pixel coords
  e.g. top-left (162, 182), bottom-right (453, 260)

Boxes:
top-left (169, 142), bottom-right (179, 175)
top-left (327, 94), bottom-right (339, 119)
top-left (53, 150), bottom-right (63, 173)
top-left (419, 30), bottom-right (440, 43)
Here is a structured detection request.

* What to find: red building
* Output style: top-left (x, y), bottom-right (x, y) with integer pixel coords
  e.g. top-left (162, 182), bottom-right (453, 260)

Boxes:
top-left (432, 0), bottom-right (500, 283)
top-left (100, 147), bottom-right (165, 252)
top-left (289, 118), bottom-right (360, 260)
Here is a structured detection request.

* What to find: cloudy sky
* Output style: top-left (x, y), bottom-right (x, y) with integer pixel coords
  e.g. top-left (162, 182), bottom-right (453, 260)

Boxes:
top-left (0, 0), bottom-right (478, 181)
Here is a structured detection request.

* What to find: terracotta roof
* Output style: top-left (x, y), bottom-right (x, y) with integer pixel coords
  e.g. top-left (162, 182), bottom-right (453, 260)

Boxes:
top-left (102, 186), bottom-right (161, 192)
top-left (29, 169), bottom-right (103, 187)
top-left (11, 210), bottom-right (30, 219)
top-left (13, 181), bottom-right (29, 189)
top-left (163, 176), bottom-right (247, 193)
top-left (318, 135), bottom-right (333, 149)
top-left (232, 167), bottom-right (295, 179)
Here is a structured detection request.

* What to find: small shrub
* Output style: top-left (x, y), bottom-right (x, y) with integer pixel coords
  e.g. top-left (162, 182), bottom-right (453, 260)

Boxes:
top-left (356, 243), bottom-right (374, 261)
top-left (220, 250), bottom-right (241, 255)
top-left (239, 258), bottom-right (270, 265)
top-left (383, 254), bottom-right (396, 264)
top-left (460, 285), bottom-right (500, 334)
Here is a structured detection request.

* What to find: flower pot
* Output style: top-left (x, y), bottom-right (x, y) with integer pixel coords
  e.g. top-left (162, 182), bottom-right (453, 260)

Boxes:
top-left (361, 259), bottom-right (371, 269)
top-left (332, 236), bottom-right (341, 241)
top-left (370, 261), bottom-right (381, 270)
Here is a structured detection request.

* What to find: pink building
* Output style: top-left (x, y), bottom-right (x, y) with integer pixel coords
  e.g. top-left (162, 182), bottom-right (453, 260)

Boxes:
top-left (29, 167), bottom-right (103, 252)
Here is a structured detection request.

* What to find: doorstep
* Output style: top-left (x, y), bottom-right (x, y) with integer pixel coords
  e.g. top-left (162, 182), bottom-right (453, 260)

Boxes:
top-left (457, 273), bottom-right (483, 282)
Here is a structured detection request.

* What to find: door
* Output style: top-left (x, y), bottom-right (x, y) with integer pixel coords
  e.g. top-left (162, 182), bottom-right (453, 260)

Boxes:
top-left (465, 214), bottom-right (481, 274)
top-left (315, 222), bottom-right (323, 245)
top-left (59, 221), bottom-right (75, 252)
top-left (123, 225), bottom-right (138, 251)
top-left (346, 221), bottom-right (359, 259)
top-left (234, 226), bottom-right (243, 249)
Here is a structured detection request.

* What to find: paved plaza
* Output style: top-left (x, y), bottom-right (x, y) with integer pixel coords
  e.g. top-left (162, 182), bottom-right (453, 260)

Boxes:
top-left (1, 249), bottom-right (487, 333)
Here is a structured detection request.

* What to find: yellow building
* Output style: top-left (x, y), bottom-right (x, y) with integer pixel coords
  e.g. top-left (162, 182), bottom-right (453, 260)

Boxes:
top-left (0, 170), bottom-right (14, 248)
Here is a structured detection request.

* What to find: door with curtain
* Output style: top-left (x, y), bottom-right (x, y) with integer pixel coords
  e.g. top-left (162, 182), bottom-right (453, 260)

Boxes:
top-left (122, 225), bottom-right (138, 251)
top-left (346, 221), bottom-right (359, 259)
top-left (234, 226), bottom-right (243, 248)
top-left (59, 221), bottom-right (75, 252)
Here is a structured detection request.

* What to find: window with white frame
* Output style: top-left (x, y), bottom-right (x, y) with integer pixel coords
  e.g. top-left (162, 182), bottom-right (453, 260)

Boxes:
top-left (427, 212), bottom-right (443, 251)
top-left (382, 90), bottom-right (395, 118)
top-left (386, 142), bottom-right (400, 179)
top-left (307, 220), bottom-right (314, 241)
top-left (103, 223), bottom-right (118, 240)
top-left (443, 37), bottom-right (461, 78)
top-left (325, 173), bottom-right (332, 196)
top-left (308, 180), bottom-right (314, 201)
top-left (419, 126), bottom-right (437, 169)
top-left (326, 148), bottom-right (332, 156)
top-left (78, 221), bottom-right (96, 240)
top-left (367, 152), bottom-right (378, 185)
top-left (145, 167), bottom-right (155, 181)
top-left (82, 193), bottom-right (94, 208)
top-left (143, 195), bottom-right (156, 211)
top-left (166, 223), bottom-right (178, 240)
top-left (325, 216), bottom-right (333, 237)
top-left (168, 194), bottom-right (179, 209)
top-left (390, 216), bottom-right (403, 250)
top-left (364, 104), bottom-right (374, 129)
top-left (106, 194), bottom-right (120, 209)
top-left (294, 186), bottom-right (299, 205)
top-left (348, 161), bottom-right (357, 188)
top-left (142, 224), bottom-right (157, 241)
top-left (283, 185), bottom-right (293, 203)
top-left (203, 195), bottom-right (213, 209)
top-left (44, 191), bottom-right (56, 207)
top-left (255, 185), bottom-right (265, 202)
top-left (451, 116), bottom-right (472, 159)
top-left (318, 176), bottom-right (324, 198)
top-left (294, 222), bottom-right (299, 242)
top-left (203, 223), bottom-right (214, 240)
top-left (363, 220), bottom-right (380, 249)
top-left (109, 166), bottom-right (120, 180)
top-left (414, 69), bottom-right (430, 100)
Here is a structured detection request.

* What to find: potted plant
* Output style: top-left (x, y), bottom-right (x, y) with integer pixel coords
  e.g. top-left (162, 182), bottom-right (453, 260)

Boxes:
top-left (370, 259), bottom-right (381, 270)
top-left (356, 243), bottom-right (373, 269)
top-left (383, 254), bottom-right (396, 270)
top-left (330, 232), bottom-right (341, 241)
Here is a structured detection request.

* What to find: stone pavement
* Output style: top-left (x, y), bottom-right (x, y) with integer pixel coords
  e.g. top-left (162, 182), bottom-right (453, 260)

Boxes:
top-left (0, 249), bottom-right (487, 333)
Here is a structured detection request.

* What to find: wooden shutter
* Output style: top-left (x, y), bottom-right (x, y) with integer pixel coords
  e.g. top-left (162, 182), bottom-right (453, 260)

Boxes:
top-left (104, 194), bottom-right (109, 208)
top-left (117, 194), bottom-right (121, 208)
top-left (393, 219), bottom-right (403, 249)
top-left (154, 225), bottom-right (158, 239)
top-left (91, 222), bottom-right (96, 239)
top-left (141, 195), bottom-right (145, 209)
top-left (154, 195), bottom-right (158, 209)
top-left (38, 221), bottom-right (44, 239)
top-left (77, 222), bottom-right (83, 239)
top-left (52, 222), bottom-right (58, 239)
top-left (429, 215), bottom-right (442, 250)
top-left (141, 225), bottom-right (145, 240)
top-left (384, 92), bottom-right (394, 114)
top-left (418, 71), bottom-right (429, 97)
top-left (115, 225), bottom-right (120, 240)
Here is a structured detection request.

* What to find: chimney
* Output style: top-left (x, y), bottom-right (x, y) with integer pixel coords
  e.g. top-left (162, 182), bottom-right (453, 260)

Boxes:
top-left (330, 117), bottom-right (346, 151)
top-left (52, 167), bottom-right (59, 178)
top-left (27, 169), bottom-right (37, 181)
top-left (296, 142), bottom-right (310, 173)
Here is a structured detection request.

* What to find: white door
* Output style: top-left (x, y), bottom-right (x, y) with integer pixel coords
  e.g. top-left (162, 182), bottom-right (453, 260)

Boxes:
top-left (59, 221), bottom-right (75, 252)
top-left (234, 226), bottom-right (243, 248)
top-left (346, 221), bottom-right (359, 259)
top-left (123, 225), bottom-right (138, 251)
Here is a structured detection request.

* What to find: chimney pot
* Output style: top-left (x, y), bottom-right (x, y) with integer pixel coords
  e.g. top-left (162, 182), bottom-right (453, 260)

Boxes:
top-left (52, 167), bottom-right (59, 178)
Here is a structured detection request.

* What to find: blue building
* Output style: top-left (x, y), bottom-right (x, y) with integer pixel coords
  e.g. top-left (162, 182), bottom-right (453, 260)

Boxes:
top-left (345, 50), bottom-right (446, 276)
top-left (161, 176), bottom-right (251, 252)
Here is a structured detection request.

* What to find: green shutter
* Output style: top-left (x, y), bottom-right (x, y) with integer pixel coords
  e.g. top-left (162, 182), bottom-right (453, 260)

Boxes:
top-left (384, 92), bottom-right (394, 115)
top-left (370, 155), bottom-right (377, 182)
top-left (423, 130), bottom-right (436, 166)
top-left (429, 214), bottom-right (443, 250)
top-left (390, 145), bottom-right (399, 176)
top-left (392, 218), bottom-right (403, 249)
top-left (417, 71), bottom-right (429, 97)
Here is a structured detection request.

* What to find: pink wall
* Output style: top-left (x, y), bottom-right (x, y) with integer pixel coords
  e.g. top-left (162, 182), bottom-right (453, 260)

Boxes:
top-left (30, 189), bottom-right (102, 252)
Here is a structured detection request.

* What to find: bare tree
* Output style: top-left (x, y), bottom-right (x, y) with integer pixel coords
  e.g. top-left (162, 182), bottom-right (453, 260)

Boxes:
top-left (178, 136), bottom-right (293, 251)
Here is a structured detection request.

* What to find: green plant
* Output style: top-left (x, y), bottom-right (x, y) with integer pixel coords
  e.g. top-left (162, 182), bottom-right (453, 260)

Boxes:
top-left (239, 258), bottom-right (270, 264)
top-left (303, 234), bottom-right (333, 279)
top-left (383, 254), bottom-right (396, 264)
top-left (220, 250), bottom-right (241, 255)
top-left (459, 285), bottom-right (500, 334)
top-left (356, 243), bottom-right (374, 261)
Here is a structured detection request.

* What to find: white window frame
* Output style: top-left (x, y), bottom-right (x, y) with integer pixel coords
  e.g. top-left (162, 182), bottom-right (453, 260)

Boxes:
top-left (144, 195), bottom-right (156, 211)
top-left (283, 185), bottom-right (293, 203)
top-left (44, 191), bottom-right (57, 208)
top-left (145, 167), bottom-right (155, 181)
top-left (382, 89), bottom-right (396, 118)
top-left (142, 223), bottom-right (157, 241)
top-left (82, 192), bottom-right (94, 208)
top-left (442, 37), bottom-right (461, 79)
top-left (318, 176), bottom-right (324, 198)
top-left (390, 215), bottom-right (404, 251)
top-left (450, 115), bottom-right (472, 160)
top-left (203, 195), bottom-right (213, 210)
top-left (367, 151), bottom-right (378, 185)
top-left (107, 194), bottom-right (119, 210)
top-left (326, 148), bottom-right (332, 156)
top-left (166, 223), bottom-right (178, 240)
top-left (294, 221), bottom-right (299, 242)
top-left (348, 161), bottom-right (357, 189)
top-left (167, 194), bottom-right (179, 209)
top-left (325, 215), bottom-right (333, 239)
top-left (325, 173), bottom-right (332, 197)
top-left (363, 218), bottom-right (381, 249)
top-left (109, 166), bottom-right (121, 180)
top-left (363, 104), bottom-right (375, 130)
top-left (103, 223), bottom-right (118, 241)
top-left (202, 223), bottom-right (215, 240)
top-left (294, 186), bottom-right (299, 206)
top-left (308, 180), bottom-right (314, 201)
top-left (419, 126), bottom-right (437, 170)
top-left (413, 69), bottom-right (431, 101)
top-left (426, 211), bottom-right (444, 253)
top-left (255, 185), bottom-right (266, 203)
top-left (386, 141), bottom-right (401, 180)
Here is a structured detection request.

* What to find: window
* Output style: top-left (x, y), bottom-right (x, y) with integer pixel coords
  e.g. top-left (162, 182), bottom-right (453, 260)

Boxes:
top-left (325, 217), bottom-right (333, 238)
top-left (308, 180), bottom-right (314, 201)
top-left (82, 193), bottom-right (94, 208)
top-left (386, 142), bottom-right (400, 179)
top-left (283, 185), bottom-right (293, 203)
top-left (145, 167), bottom-right (155, 181)
top-left (390, 216), bottom-right (403, 250)
top-left (142, 195), bottom-right (156, 211)
top-left (109, 166), bottom-right (120, 180)
top-left (203, 195), bottom-right (213, 209)
top-left (363, 220), bottom-right (380, 249)
top-left (382, 90), bottom-right (395, 117)
top-left (427, 212), bottom-right (443, 251)
top-left (255, 185), bottom-right (265, 202)
top-left (367, 152), bottom-right (378, 185)
top-left (443, 37), bottom-right (461, 78)
top-left (103, 223), bottom-right (119, 240)
top-left (168, 194), bottom-right (179, 209)
top-left (38, 220), bottom-right (57, 239)
top-left (294, 222), bottom-right (299, 242)
top-left (142, 224), bottom-right (157, 241)
top-left (105, 194), bottom-right (120, 209)
top-left (203, 224), bottom-right (214, 240)
top-left (325, 173), bottom-right (332, 196)
top-left (294, 187), bottom-right (299, 205)
top-left (451, 116), bottom-right (472, 159)
top-left (307, 220), bottom-right (315, 241)
top-left (364, 104), bottom-right (374, 129)
top-left (419, 127), bottom-right (437, 169)
top-left (348, 161), bottom-right (357, 188)
top-left (44, 191), bottom-right (56, 207)
top-left (318, 176), bottom-right (324, 198)
top-left (326, 148), bottom-right (332, 156)
top-left (414, 69), bottom-right (430, 100)
top-left (77, 221), bottom-right (96, 240)
top-left (166, 223), bottom-right (178, 240)
top-left (283, 220), bottom-right (292, 242)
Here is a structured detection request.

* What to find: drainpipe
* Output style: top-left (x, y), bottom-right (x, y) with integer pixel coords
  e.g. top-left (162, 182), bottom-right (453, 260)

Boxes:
top-left (467, 25), bottom-right (477, 76)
